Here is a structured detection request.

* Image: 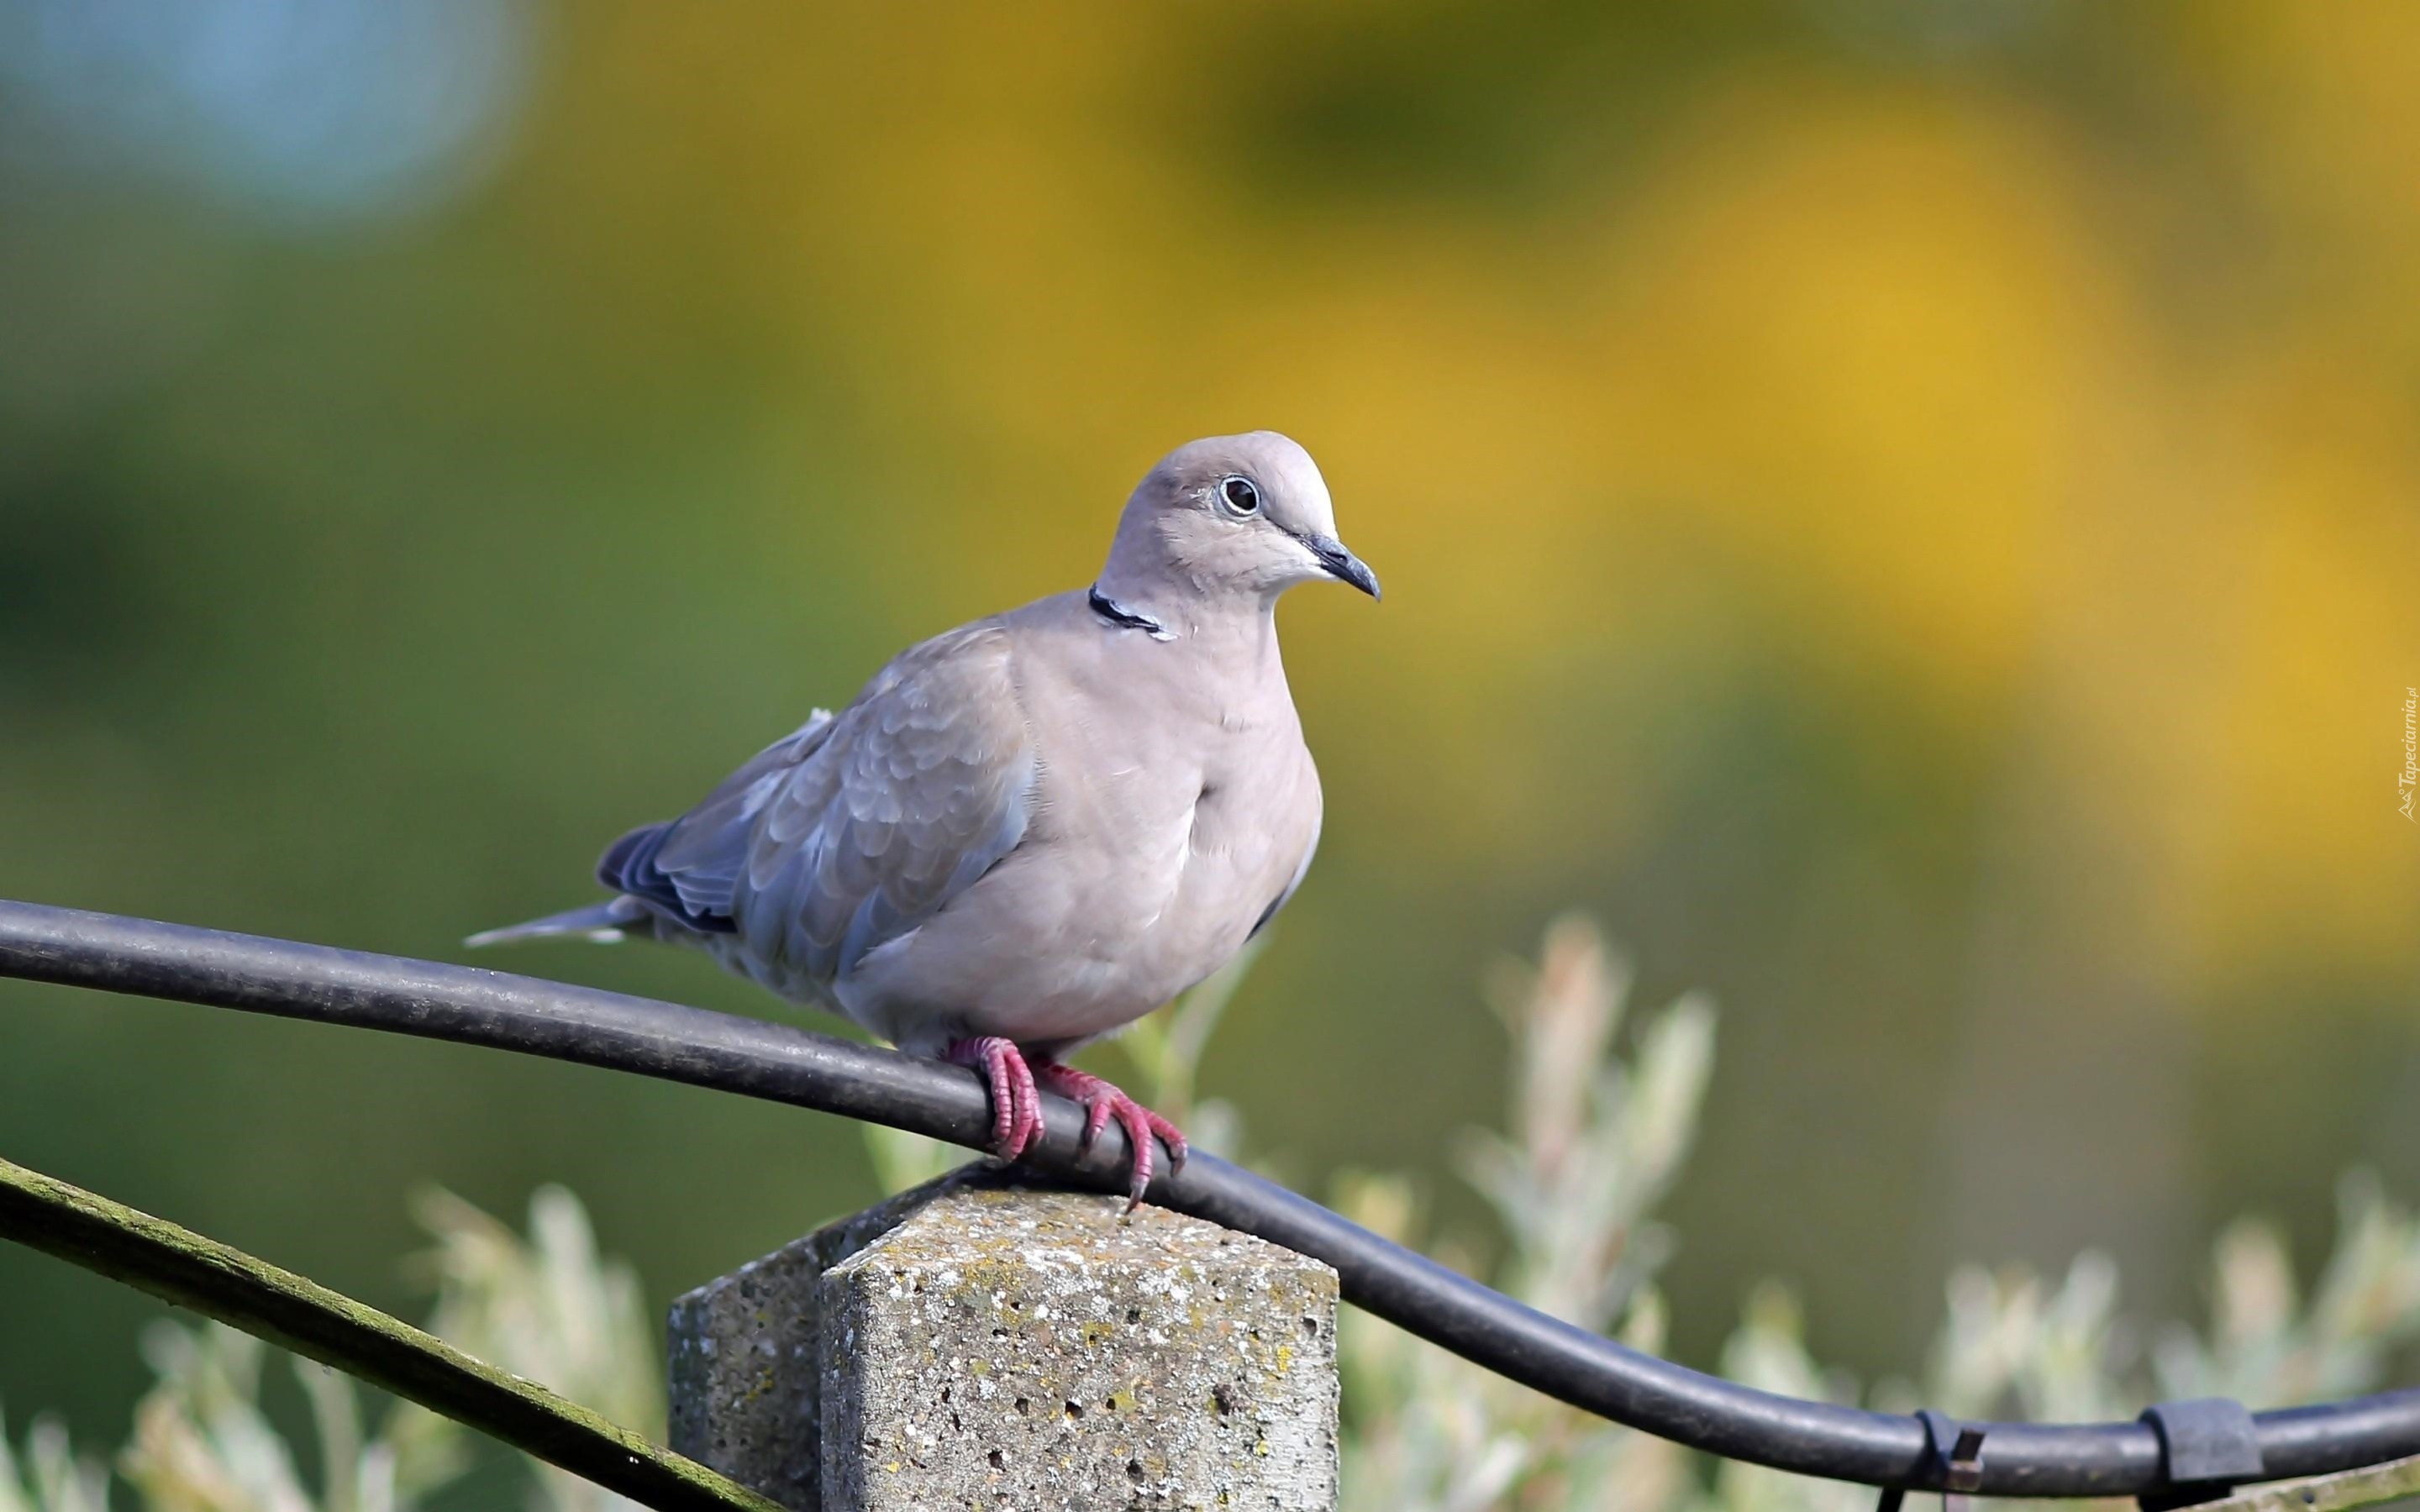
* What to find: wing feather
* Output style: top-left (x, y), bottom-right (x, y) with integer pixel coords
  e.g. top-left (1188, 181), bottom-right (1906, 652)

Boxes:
top-left (625, 625), bottom-right (1034, 988)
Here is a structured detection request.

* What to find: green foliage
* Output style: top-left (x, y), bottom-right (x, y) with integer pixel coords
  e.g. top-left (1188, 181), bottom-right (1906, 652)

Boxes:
top-left (118, 1325), bottom-right (460, 1512)
top-left (1334, 917), bottom-right (1710, 1512)
top-left (6, 1186), bottom-right (658, 1512)
top-left (2153, 1179), bottom-right (2420, 1410)
top-left (1314, 921), bottom-right (2420, 1512)
top-left (0, 1413), bottom-right (107, 1512)
top-left (402, 1187), bottom-right (662, 1512)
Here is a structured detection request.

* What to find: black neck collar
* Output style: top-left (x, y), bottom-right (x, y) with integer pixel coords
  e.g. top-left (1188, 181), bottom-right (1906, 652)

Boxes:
top-left (1088, 585), bottom-right (1174, 641)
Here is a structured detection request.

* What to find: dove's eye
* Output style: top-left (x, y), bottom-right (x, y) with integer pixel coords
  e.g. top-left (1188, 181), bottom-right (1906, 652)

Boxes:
top-left (1218, 476), bottom-right (1261, 516)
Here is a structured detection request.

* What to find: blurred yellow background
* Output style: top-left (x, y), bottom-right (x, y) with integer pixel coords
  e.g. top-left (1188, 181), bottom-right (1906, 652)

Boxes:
top-left (3, 0), bottom-right (2417, 1457)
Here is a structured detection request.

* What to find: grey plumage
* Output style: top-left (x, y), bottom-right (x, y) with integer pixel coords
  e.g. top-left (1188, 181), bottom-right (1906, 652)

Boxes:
top-left (473, 431), bottom-right (1376, 1194)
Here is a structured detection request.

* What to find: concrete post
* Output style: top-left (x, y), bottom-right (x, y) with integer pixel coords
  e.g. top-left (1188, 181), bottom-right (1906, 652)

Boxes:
top-left (668, 1165), bottom-right (1339, 1511)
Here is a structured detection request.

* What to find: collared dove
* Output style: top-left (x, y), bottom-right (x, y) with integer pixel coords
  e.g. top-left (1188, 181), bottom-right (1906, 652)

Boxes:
top-left (471, 431), bottom-right (1378, 1203)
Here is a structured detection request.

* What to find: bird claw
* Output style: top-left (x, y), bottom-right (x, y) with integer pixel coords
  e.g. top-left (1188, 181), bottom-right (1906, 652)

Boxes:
top-left (943, 1037), bottom-right (1044, 1163)
top-left (939, 1042), bottom-right (1189, 1210)
top-left (1033, 1063), bottom-right (1187, 1211)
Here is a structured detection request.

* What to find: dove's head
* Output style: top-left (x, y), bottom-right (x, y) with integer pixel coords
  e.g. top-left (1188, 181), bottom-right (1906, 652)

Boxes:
top-left (1102, 431), bottom-right (1381, 608)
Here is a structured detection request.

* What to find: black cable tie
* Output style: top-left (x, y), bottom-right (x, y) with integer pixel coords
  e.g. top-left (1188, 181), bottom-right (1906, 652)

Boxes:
top-left (1918, 1410), bottom-right (1986, 1509)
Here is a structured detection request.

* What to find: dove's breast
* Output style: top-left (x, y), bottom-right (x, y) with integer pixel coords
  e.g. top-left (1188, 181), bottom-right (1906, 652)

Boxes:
top-left (837, 601), bottom-right (1322, 1056)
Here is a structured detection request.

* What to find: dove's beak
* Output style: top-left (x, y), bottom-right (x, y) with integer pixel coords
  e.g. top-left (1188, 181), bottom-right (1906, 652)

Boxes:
top-left (1303, 534), bottom-right (1381, 601)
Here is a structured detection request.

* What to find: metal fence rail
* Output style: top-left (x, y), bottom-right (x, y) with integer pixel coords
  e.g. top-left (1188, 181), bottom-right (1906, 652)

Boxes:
top-left (1, 897), bottom-right (2413, 1499)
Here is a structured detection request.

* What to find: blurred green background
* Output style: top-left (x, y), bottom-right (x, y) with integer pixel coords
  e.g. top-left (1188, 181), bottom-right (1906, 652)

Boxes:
top-left (4, 0), bottom-right (2418, 1450)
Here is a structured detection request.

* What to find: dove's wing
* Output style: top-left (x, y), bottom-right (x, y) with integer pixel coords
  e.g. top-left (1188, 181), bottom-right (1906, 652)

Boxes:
top-left (618, 623), bottom-right (1038, 986)
top-left (599, 709), bottom-right (839, 931)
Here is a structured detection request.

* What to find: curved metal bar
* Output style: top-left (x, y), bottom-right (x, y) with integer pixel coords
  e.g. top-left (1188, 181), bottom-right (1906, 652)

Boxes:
top-left (1, 899), bottom-right (2414, 1495)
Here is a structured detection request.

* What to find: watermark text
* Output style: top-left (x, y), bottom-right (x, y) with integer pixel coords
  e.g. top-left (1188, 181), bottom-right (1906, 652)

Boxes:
top-left (2402, 686), bottom-right (2417, 822)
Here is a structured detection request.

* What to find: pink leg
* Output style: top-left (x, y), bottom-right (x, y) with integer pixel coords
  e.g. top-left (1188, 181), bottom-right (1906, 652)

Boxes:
top-left (1032, 1063), bottom-right (1188, 1210)
top-left (943, 1037), bottom-right (1044, 1163)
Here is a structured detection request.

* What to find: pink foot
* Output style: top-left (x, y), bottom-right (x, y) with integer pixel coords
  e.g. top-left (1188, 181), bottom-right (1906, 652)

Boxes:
top-left (1033, 1063), bottom-right (1187, 1210)
top-left (943, 1037), bottom-right (1044, 1163)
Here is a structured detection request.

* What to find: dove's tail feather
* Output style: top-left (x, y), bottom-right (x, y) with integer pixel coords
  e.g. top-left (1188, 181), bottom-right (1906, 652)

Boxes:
top-left (465, 897), bottom-right (645, 949)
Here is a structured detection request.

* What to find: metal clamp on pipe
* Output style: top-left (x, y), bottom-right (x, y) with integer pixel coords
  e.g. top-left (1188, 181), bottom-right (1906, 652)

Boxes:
top-left (2139, 1399), bottom-right (2263, 1511)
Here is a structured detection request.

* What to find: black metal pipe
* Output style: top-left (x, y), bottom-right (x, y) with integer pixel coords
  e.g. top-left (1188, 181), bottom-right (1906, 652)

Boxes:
top-left (0, 899), bottom-right (2413, 1495)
